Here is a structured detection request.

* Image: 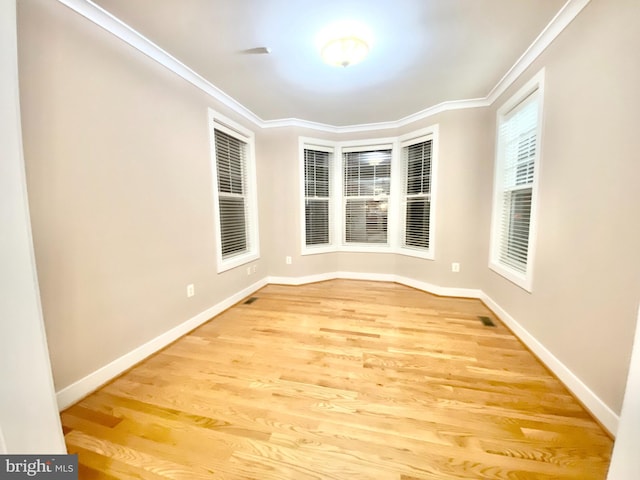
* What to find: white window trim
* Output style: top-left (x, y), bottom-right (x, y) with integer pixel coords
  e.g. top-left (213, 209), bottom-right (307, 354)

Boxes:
top-left (488, 69), bottom-right (545, 292)
top-left (298, 129), bottom-right (439, 259)
top-left (397, 125), bottom-right (439, 261)
top-left (299, 137), bottom-right (336, 255)
top-left (208, 108), bottom-right (260, 273)
top-left (338, 137), bottom-right (397, 253)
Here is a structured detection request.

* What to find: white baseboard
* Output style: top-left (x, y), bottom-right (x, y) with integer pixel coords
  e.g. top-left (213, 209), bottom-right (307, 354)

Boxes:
top-left (56, 271), bottom-right (618, 436)
top-left (480, 293), bottom-right (619, 435)
top-left (56, 277), bottom-right (268, 410)
top-left (268, 271), bottom-right (395, 285)
top-left (268, 272), bottom-right (483, 299)
top-left (394, 275), bottom-right (483, 299)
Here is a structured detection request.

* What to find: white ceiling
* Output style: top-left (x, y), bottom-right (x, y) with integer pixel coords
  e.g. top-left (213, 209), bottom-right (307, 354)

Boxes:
top-left (91, 0), bottom-right (567, 127)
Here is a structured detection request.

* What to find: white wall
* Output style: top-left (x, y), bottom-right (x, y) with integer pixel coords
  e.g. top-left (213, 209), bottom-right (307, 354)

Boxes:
top-left (0, 0), bottom-right (66, 454)
top-left (607, 303), bottom-right (640, 479)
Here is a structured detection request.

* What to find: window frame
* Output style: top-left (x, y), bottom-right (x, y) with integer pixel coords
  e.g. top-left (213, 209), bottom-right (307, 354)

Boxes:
top-left (489, 70), bottom-right (545, 292)
top-left (398, 125), bottom-right (439, 260)
top-left (208, 109), bottom-right (260, 273)
top-left (299, 137), bottom-right (336, 255)
top-left (338, 138), bottom-right (398, 254)
top-left (298, 130), bottom-right (440, 258)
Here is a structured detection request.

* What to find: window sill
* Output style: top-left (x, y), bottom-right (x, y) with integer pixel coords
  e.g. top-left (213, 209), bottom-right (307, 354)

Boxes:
top-left (398, 247), bottom-right (434, 261)
top-left (301, 245), bottom-right (337, 256)
top-left (217, 251), bottom-right (260, 274)
top-left (489, 260), bottom-right (532, 292)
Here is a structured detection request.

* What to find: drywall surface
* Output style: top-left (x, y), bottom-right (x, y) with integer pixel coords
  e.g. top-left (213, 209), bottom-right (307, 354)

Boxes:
top-left (480, 0), bottom-right (640, 414)
top-left (0, 0), bottom-right (66, 453)
top-left (18, 0), bottom-right (268, 391)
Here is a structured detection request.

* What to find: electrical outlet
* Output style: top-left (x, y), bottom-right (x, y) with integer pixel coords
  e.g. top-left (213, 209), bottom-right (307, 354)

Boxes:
top-left (187, 284), bottom-right (195, 297)
top-left (246, 266), bottom-right (251, 276)
top-left (286, 256), bottom-right (292, 265)
top-left (451, 262), bottom-right (460, 273)
top-left (253, 265), bottom-right (257, 273)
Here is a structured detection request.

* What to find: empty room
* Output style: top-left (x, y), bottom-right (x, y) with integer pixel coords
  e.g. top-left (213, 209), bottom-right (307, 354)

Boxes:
top-left (2, 0), bottom-right (640, 478)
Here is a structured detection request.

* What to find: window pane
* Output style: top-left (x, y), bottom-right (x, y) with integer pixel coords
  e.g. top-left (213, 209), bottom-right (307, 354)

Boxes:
top-left (219, 196), bottom-right (247, 257)
top-left (403, 139), bottom-right (432, 251)
top-left (304, 149), bottom-right (330, 198)
top-left (499, 188), bottom-right (532, 272)
top-left (343, 150), bottom-right (392, 197)
top-left (345, 199), bottom-right (388, 244)
top-left (305, 199), bottom-right (329, 245)
top-left (405, 197), bottom-right (430, 248)
top-left (215, 129), bottom-right (245, 195)
top-left (343, 149), bottom-right (391, 245)
top-left (406, 140), bottom-right (432, 195)
top-left (304, 149), bottom-right (331, 247)
top-left (493, 90), bottom-right (539, 279)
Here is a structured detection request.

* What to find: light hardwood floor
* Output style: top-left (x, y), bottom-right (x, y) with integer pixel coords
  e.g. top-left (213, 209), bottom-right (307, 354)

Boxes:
top-left (62, 280), bottom-right (613, 479)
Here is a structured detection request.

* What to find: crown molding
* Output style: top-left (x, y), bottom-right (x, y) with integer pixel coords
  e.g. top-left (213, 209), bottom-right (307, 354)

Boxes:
top-left (260, 97), bottom-right (489, 134)
top-left (486, 0), bottom-right (591, 104)
top-left (56, 0), bottom-right (590, 134)
top-left (56, 0), bottom-right (264, 126)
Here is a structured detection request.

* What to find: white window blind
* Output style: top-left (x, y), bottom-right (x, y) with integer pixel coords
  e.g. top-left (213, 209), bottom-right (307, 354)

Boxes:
top-left (343, 149), bottom-right (392, 244)
top-left (495, 90), bottom-right (539, 274)
top-left (214, 128), bottom-right (249, 258)
top-left (304, 148), bottom-right (331, 246)
top-left (403, 139), bottom-right (432, 250)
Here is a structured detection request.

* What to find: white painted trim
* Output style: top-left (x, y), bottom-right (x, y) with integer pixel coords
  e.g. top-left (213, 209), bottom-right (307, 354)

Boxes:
top-left (487, 0), bottom-right (591, 104)
top-left (607, 301), bottom-right (640, 478)
top-left (267, 272), bottom-right (396, 286)
top-left (299, 137), bottom-right (336, 255)
top-left (488, 69), bottom-right (545, 293)
top-left (397, 124), bottom-right (440, 261)
top-left (267, 272), bottom-right (482, 299)
top-left (56, 277), bottom-right (268, 410)
top-left (55, 0), bottom-right (589, 133)
top-left (395, 275), bottom-right (482, 299)
top-left (480, 292), bottom-right (619, 435)
top-left (56, 0), bottom-right (263, 126)
top-left (208, 108), bottom-right (261, 273)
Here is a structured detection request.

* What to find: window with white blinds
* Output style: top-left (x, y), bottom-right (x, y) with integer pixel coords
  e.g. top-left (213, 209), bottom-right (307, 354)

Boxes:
top-left (402, 138), bottom-right (432, 251)
top-left (490, 72), bottom-right (543, 291)
top-left (209, 110), bottom-right (259, 273)
top-left (343, 149), bottom-right (392, 244)
top-left (304, 148), bottom-right (331, 247)
top-left (298, 129), bottom-right (438, 258)
top-left (215, 128), bottom-right (248, 258)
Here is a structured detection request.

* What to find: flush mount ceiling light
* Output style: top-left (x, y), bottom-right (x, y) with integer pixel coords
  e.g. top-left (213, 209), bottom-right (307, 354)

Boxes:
top-left (321, 36), bottom-right (369, 67)
top-left (317, 21), bottom-right (373, 68)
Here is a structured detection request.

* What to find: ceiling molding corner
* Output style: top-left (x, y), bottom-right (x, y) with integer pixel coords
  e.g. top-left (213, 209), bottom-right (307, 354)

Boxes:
top-left (486, 0), bottom-right (591, 104)
top-left (56, 0), bottom-right (265, 127)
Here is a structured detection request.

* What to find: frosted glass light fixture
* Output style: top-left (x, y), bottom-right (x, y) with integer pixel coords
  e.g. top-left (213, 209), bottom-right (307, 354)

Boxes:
top-left (317, 21), bottom-right (373, 68)
top-left (321, 36), bottom-right (369, 67)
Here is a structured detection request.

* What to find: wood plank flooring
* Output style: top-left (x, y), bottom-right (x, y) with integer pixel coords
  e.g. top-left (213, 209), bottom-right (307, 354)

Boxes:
top-left (62, 280), bottom-right (613, 479)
